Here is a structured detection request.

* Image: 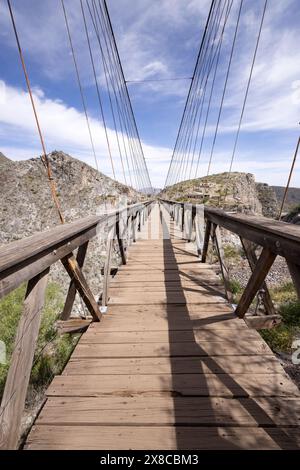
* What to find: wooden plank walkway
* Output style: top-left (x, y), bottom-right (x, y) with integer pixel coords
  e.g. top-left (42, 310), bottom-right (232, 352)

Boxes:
top-left (25, 204), bottom-right (300, 449)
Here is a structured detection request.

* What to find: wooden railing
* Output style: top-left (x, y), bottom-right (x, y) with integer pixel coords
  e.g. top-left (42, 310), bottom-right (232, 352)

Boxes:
top-left (160, 199), bottom-right (300, 322)
top-left (0, 200), bottom-right (154, 449)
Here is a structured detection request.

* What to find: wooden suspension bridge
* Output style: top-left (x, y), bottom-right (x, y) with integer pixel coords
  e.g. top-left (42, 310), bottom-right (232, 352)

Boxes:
top-left (1, 0), bottom-right (300, 452)
top-left (1, 201), bottom-right (300, 449)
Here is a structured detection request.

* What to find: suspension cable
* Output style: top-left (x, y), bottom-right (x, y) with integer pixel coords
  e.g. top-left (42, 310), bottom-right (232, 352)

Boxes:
top-left (80, 0), bottom-right (117, 181)
top-left (7, 0), bottom-right (64, 224)
top-left (61, 0), bottom-right (101, 175)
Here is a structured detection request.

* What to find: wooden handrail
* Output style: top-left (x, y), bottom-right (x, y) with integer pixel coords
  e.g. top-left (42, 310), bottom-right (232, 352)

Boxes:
top-left (160, 198), bottom-right (300, 263)
top-left (0, 201), bottom-right (153, 298)
top-left (160, 198), bottom-right (300, 320)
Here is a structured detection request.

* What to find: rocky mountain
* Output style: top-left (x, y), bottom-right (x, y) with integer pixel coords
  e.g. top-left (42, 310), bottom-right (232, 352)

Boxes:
top-left (0, 151), bottom-right (142, 306)
top-left (272, 186), bottom-right (300, 212)
top-left (0, 150), bottom-right (141, 244)
top-left (161, 172), bottom-right (279, 217)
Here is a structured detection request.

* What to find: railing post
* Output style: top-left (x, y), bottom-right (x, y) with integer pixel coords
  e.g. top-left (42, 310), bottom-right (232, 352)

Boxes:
top-left (287, 261), bottom-right (300, 301)
top-left (201, 219), bottom-right (212, 263)
top-left (0, 268), bottom-right (49, 449)
top-left (102, 228), bottom-right (114, 307)
top-left (194, 208), bottom-right (204, 257)
top-left (181, 205), bottom-right (185, 233)
top-left (212, 224), bottom-right (233, 303)
top-left (116, 219), bottom-right (126, 265)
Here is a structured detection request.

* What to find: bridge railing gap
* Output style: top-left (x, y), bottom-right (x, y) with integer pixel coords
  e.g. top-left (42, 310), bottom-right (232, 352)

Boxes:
top-left (0, 200), bottom-right (155, 450)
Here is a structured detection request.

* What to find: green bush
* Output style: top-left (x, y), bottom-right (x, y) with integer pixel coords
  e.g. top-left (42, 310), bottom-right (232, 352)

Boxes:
top-left (223, 244), bottom-right (241, 260)
top-left (229, 279), bottom-right (243, 295)
top-left (0, 283), bottom-right (79, 396)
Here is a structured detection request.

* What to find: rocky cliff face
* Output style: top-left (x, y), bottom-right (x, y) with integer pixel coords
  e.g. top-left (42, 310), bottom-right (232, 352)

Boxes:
top-left (0, 150), bottom-right (140, 243)
top-left (0, 151), bottom-right (142, 308)
top-left (161, 172), bottom-right (279, 217)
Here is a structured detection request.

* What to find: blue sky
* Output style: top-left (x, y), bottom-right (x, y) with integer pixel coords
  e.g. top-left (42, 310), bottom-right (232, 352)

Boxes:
top-left (0, 0), bottom-right (299, 188)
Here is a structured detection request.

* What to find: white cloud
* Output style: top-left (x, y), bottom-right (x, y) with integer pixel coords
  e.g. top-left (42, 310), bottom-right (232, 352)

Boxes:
top-left (0, 80), bottom-right (171, 187)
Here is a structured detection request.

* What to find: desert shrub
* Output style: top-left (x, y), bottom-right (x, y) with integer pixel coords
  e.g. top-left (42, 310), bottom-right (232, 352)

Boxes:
top-left (0, 283), bottom-right (79, 397)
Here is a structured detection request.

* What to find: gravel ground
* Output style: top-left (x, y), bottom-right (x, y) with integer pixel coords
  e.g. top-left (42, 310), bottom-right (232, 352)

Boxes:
top-left (230, 255), bottom-right (291, 289)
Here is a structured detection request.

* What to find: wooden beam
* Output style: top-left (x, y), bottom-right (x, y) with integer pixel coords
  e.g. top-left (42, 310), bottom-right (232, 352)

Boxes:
top-left (194, 211), bottom-right (204, 257)
top-left (0, 268), bottom-right (49, 449)
top-left (61, 255), bottom-right (101, 322)
top-left (287, 261), bottom-right (300, 301)
top-left (56, 319), bottom-right (91, 335)
top-left (235, 248), bottom-right (276, 318)
top-left (201, 220), bottom-right (212, 263)
top-left (116, 220), bottom-right (126, 265)
top-left (241, 238), bottom-right (276, 316)
top-left (245, 314), bottom-right (282, 330)
top-left (102, 232), bottom-right (114, 307)
top-left (213, 225), bottom-right (233, 303)
top-left (61, 242), bottom-right (89, 320)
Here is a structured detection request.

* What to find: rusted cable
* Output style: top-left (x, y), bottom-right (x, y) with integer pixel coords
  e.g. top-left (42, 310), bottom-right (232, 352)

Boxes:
top-left (7, 0), bottom-right (65, 224)
top-left (278, 136), bottom-right (300, 219)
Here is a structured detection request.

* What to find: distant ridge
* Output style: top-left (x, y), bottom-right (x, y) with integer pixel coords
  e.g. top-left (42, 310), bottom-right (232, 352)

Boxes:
top-left (272, 186), bottom-right (300, 212)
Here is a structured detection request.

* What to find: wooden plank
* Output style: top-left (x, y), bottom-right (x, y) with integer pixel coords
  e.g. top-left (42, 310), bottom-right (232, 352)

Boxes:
top-left (64, 355), bottom-right (284, 376)
top-left (0, 269), bottom-right (49, 450)
top-left (61, 254), bottom-right (101, 321)
top-left (245, 315), bottom-right (282, 330)
top-left (46, 372), bottom-right (299, 398)
top-left (25, 425), bottom-right (299, 450)
top-left (35, 395), bottom-right (300, 427)
top-left (72, 340), bottom-right (272, 358)
top-left (80, 328), bottom-right (262, 344)
top-left (61, 241), bottom-right (89, 320)
top-left (104, 303), bottom-right (234, 316)
top-left (235, 248), bottom-right (276, 318)
top-left (96, 317), bottom-right (243, 332)
top-left (56, 319), bottom-right (92, 335)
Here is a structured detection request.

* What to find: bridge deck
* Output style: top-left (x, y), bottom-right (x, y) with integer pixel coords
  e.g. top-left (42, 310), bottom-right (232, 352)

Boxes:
top-left (25, 204), bottom-right (300, 449)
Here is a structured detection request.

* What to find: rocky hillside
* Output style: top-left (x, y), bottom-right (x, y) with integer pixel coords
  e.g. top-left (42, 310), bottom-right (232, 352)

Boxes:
top-left (161, 172), bottom-right (278, 217)
top-left (0, 151), bottom-right (142, 305)
top-left (272, 186), bottom-right (300, 212)
top-left (0, 150), bottom-right (140, 244)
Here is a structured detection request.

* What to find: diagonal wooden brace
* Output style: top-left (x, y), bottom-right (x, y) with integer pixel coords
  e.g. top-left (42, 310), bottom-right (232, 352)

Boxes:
top-left (235, 247), bottom-right (276, 318)
top-left (61, 253), bottom-right (101, 322)
top-left (212, 224), bottom-right (233, 303)
top-left (60, 241), bottom-right (89, 320)
top-left (240, 238), bottom-right (276, 316)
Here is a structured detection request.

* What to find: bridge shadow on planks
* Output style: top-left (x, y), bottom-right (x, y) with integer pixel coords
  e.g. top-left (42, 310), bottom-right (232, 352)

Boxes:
top-left (160, 208), bottom-right (298, 450)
